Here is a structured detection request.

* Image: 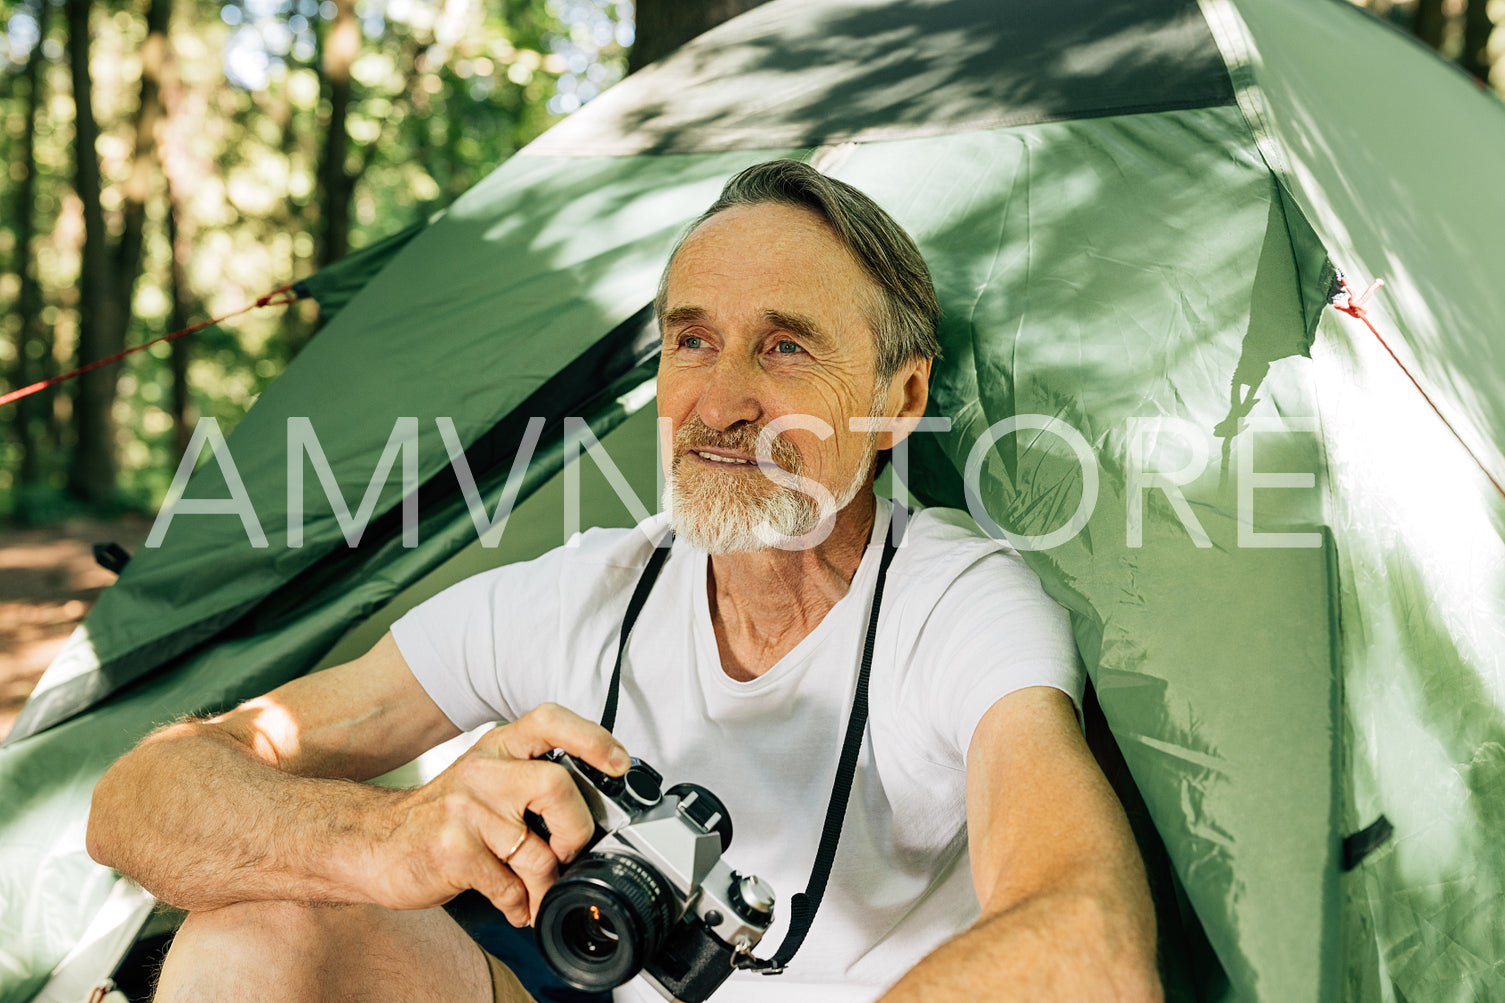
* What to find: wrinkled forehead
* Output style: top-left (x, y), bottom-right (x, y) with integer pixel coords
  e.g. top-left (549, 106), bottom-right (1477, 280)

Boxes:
top-left (663, 203), bottom-right (883, 342)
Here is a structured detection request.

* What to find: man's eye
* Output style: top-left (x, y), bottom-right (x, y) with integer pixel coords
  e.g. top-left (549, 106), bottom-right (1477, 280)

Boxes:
top-left (774, 340), bottom-right (802, 354)
top-left (682, 335), bottom-right (705, 350)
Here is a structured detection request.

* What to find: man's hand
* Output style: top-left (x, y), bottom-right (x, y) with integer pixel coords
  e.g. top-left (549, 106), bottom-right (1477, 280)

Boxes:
top-left (87, 633), bottom-right (624, 920)
top-left (371, 704), bottom-right (630, 926)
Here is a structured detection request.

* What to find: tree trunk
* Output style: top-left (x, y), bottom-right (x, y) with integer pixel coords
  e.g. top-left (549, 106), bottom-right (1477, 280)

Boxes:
top-left (166, 200), bottom-right (195, 455)
top-left (159, 20), bottom-right (198, 457)
top-left (1460, 0), bottom-right (1495, 84)
top-left (109, 0), bottom-right (172, 333)
top-left (316, 0), bottom-right (359, 269)
top-left (10, 0), bottom-right (50, 491)
top-left (1412, 0), bottom-right (1449, 51)
top-left (66, 0), bottom-right (119, 505)
top-left (627, 0), bottom-right (773, 74)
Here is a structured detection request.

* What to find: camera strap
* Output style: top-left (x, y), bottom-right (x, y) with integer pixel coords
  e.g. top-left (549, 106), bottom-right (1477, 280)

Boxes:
top-left (600, 533), bottom-right (673, 734)
top-left (601, 506), bottom-right (908, 975)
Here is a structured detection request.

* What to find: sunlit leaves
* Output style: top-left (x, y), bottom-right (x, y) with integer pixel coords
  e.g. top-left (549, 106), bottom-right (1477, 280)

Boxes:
top-left (0, 0), bottom-right (633, 514)
top-left (544, 0), bottom-right (629, 114)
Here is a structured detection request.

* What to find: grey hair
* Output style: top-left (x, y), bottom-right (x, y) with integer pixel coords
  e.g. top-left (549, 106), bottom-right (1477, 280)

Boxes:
top-left (654, 159), bottom-right (941, 381)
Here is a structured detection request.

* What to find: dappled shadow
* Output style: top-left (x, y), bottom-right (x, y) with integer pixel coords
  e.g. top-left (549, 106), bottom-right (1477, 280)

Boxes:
top-left (20, 0), bottom-right (1249, 738)
top-left (1230, 0), bottom-right (1505, 485)
top-left (1341, 542), bottom-right (1505, 1000)
top-left (1211, 182), bottom-right (1330, 475)
top-left (11, 151), bottom-right (763, 738)
top-left (530, 0), bottom-right (1233, 156)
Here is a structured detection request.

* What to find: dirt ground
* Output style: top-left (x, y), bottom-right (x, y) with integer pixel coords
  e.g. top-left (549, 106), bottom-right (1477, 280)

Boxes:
top-left (0, 516), bottom-right (153, 741)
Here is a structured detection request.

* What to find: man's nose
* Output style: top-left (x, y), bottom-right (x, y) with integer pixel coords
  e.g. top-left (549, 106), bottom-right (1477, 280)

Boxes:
top-left (696, 354), bottom-right (763, 432)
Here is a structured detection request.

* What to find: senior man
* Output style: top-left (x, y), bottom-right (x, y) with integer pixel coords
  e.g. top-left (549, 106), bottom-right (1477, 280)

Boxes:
top-left (88, 160), bottom-right (1160, 1002)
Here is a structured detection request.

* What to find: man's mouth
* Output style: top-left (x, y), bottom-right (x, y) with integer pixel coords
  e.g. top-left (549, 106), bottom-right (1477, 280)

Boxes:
top-left (691, 449), bottom-right (755, 466)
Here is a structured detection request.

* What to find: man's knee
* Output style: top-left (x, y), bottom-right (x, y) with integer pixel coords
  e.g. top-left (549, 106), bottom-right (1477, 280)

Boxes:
top-left (156, 901), bottom-right (490, 1002)
top-left (169, 900), bottom-right (382, 964)
top-left (158, 901), bottom-right (357, 1001)
top-left (177, 899), bottom-right (373, 940)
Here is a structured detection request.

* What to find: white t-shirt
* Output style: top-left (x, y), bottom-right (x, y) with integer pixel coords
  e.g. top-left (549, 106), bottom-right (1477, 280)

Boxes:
top-left (392, 498), bottom-right (1082, 1002)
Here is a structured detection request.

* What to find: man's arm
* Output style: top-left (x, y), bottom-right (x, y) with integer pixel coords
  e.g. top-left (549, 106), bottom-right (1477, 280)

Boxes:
top-left (86, 632), bottom-right (629, 926)
top-left (879, 686), bottom-right (1161, 1002)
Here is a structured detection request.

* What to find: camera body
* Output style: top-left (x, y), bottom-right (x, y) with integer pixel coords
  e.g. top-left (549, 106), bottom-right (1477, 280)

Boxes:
top-left (531, 750), bottom-right (776, 1002)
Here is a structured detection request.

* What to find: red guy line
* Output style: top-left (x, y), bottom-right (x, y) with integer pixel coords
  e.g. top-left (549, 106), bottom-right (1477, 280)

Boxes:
top-left (1331, 274), bottom-right (1505, 502)
top-left (0, 283), bottom-right (301, 408)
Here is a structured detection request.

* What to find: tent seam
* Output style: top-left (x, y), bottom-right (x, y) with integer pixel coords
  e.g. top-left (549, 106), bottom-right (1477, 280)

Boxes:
top-left (519, 98), bottom-right (1241, 159)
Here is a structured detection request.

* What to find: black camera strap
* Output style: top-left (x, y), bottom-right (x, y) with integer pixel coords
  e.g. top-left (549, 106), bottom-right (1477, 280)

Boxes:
top-left (601, 507), bottom-right (907, 976)
top-left (600, 534), bottom-right (673, 734)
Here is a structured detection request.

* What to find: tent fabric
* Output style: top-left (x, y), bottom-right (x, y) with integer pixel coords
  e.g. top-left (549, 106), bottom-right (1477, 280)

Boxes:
top-left (0, 401), bottom-right (664, 1003)
top-left (524, 0), bottom-right (1236, 156)
top-left (295, 219), bottom-right (429, 318)
top-left (4, 0), bottom-right (1505, 1000)
top-left (1211, 0), bottom-right (1505, 481)
top-left (1204, 2), bottom-right (1505, 998)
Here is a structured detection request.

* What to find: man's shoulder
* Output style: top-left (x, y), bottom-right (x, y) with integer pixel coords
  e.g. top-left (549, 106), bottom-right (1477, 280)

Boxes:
top-left (446, 514), bottom-right (671, 622)
top-left (896, 505), bottom-right (1022, 580)
top-left (887, 504), bottom-right (1057, 625)
top-left (551, 513), bottom-right (674, 572)
top-left (906, 505), bottom-right (1000, 545)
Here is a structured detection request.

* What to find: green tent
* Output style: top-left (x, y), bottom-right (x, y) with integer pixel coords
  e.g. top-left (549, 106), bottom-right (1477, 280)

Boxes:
top-left (5, 0), bottom-right (1505, 999)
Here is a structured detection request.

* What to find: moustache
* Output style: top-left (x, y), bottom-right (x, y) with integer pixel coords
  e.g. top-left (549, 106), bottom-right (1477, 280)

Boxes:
top-left (674, 416), bottom-right (803, 473)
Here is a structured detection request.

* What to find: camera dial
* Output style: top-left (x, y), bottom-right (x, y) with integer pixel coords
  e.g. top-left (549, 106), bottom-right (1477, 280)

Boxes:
top-left (624, 765), bottom-right (662, 807)
top-left (730, 873), bottom-right (775, 923)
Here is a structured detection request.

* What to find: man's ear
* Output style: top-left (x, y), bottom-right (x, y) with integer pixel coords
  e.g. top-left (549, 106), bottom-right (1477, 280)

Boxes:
top-left (877, 357), bottom-right (932, 451)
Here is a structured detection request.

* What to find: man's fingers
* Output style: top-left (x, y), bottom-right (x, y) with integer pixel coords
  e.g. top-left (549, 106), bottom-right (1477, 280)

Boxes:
top-left (498, 703), bottom-right (631, 776)
top-left (510, 759), bottom-right (598, 862)
top-left (464, 845), bottom-right (531, 927)
top-left (472, 811), bottom-right (558, 925)
top-left (500, 833), bottom-right (560, 923)
top-left (453, 757), bottom-right (597, 862)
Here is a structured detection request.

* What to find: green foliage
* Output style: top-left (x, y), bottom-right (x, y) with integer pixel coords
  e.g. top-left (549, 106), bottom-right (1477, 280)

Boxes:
top-left (0, 0), bottom-right (630, 522)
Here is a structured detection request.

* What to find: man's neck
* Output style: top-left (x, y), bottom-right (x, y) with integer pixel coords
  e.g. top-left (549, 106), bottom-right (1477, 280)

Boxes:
top-left (705, 492), bottom-right (881, 682)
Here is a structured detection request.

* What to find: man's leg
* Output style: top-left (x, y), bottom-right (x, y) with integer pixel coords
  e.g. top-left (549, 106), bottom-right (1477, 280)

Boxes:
top-left (152, 900), bottom-right (525, 1002)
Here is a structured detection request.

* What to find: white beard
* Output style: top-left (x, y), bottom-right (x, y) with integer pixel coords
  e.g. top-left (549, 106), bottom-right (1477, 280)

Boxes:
top-left (666, 423), bottom-right (878, 554)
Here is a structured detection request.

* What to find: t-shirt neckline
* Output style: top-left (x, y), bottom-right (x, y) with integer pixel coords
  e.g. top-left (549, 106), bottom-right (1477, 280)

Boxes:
top-left (688, 497), bottom-right (894, 696)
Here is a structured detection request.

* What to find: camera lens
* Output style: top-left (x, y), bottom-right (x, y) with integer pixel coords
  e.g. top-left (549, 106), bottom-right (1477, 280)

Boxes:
top-left (562, 904), bottom-right (619, 956)
top-left (535, 854), bottom-right (676, 992)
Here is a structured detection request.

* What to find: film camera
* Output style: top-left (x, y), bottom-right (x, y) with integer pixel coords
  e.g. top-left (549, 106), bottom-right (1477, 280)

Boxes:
top-left (529, 750), bottom-right (777, 1001)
